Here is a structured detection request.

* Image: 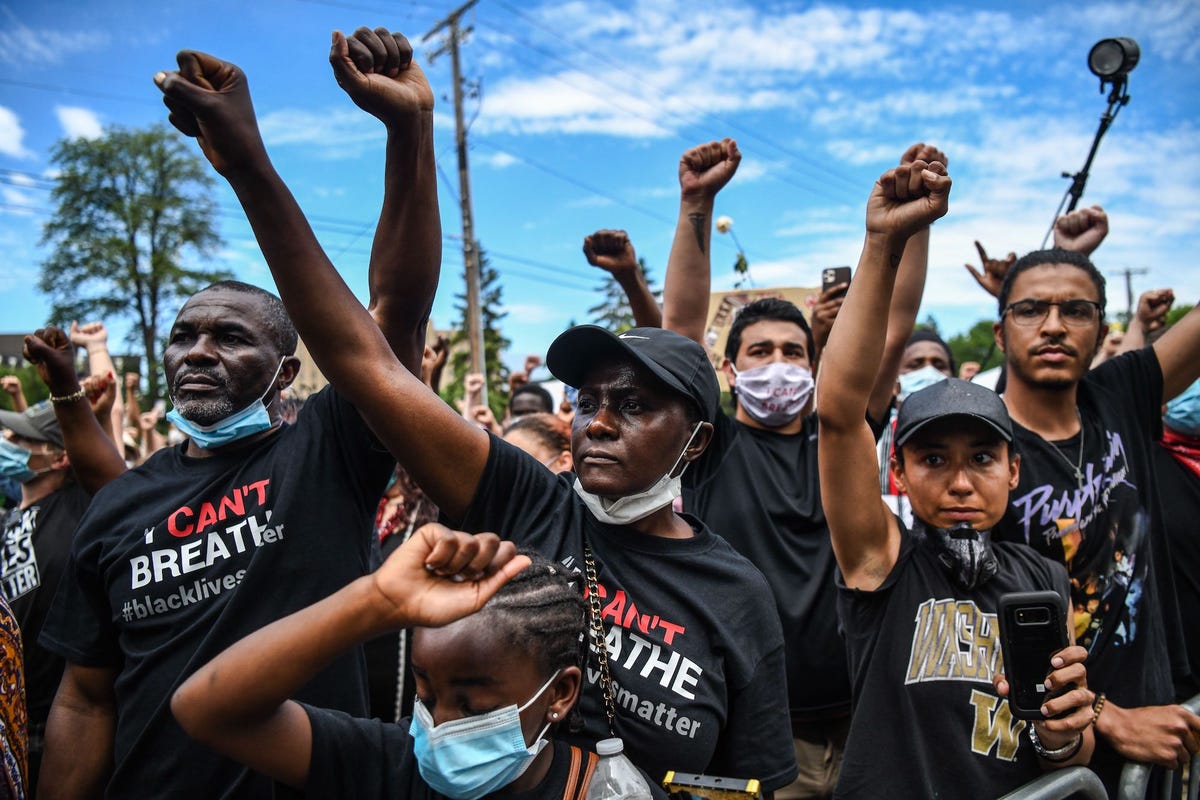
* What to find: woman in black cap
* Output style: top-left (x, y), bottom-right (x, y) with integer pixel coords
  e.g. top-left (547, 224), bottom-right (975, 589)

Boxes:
top-left (816, 157), bottom-right (1097, 797)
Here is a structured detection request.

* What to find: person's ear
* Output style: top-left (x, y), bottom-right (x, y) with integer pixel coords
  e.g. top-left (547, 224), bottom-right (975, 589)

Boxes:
top-left (552, 451), bottom-right (573, 474)
top-left (720, 358), bottom-right (737, 389)
top-left (51, 450), bottom-right (70, 471)
top-left (993, 321), bottom-right (1006, 354)
top-left (278, 355), bottom-right (302, 390)
top-left (545, 666), bottom-right (581, 724)
top-left (1008, 453), bottom-right (1021, 491)
top-left (890, 457), bottom-right (908, 494)
top-left (680, 421), bottom-right (714, 465)
top-left (1093, 322), bottom-right (1110, 356)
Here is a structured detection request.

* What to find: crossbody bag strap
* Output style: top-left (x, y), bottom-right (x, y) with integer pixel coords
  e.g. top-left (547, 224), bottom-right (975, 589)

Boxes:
top-left (583, 538), bottom-right (617, 736)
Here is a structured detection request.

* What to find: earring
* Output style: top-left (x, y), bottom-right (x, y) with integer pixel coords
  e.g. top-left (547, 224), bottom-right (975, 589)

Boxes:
top-left (551, 712), bottom-right (559, 720)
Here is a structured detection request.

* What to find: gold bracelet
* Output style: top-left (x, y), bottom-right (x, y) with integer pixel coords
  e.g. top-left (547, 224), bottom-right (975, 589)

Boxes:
top-left (1091, 692), bottom-right (1106, 726)
top-left (49, 388), bottom-right (86, 405)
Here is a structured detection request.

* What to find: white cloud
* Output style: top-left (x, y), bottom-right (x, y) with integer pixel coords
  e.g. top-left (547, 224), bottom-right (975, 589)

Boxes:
top-left (0, 13), bottom-right (109, 66)
top-left (480, 151), bottom-right (518, 169)
top-left (55, 106), bottom-right (103, 140)
top-left (0, 106), bottom-right (33, 158)
top-left (257, 108), bottom-right (385, 158)
top-left (502, 303), bottom-right (560, 323)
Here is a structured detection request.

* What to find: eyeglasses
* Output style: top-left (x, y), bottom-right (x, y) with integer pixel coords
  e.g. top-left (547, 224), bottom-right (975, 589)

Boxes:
top-left (1003, 299), bottom-right (1102, 327)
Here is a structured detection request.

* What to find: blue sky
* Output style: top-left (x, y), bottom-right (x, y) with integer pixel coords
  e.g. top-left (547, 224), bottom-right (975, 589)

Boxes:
top-left (1, 0), bottom-right (1198, 373)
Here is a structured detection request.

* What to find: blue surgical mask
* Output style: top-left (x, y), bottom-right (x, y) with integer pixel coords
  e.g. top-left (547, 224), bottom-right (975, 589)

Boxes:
top-left (0, 439), bottom-right (37, 483)
top-left (410, 670), bottom-right (559, 800)
top-left (898, 365), bottom-right (948, 402)
top-left (166, 359), bottom-right (286, 451)
top-left (1165, 378), bottom-right (1200, 437)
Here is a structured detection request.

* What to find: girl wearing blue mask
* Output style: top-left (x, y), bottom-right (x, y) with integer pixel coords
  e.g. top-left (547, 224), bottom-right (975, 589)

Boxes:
top-left (172, 524), bottom-right (630, 799)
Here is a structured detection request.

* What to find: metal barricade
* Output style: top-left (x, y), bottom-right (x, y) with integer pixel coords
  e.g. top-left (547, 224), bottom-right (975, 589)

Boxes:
top-left (999, 766), bottom-right (1109, 800)
top-left (1116, 693), bottom-right (1200, 800)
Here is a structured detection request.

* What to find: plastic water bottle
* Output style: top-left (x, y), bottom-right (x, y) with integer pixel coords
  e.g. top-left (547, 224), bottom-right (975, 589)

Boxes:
top-left (586, 738), bottom-right (654, 800)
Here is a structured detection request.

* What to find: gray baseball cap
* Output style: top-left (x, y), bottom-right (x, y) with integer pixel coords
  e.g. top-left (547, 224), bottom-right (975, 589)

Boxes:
top-left (0, 401), bottom-right (64, 448)
top-left (894, 378), bottom-right (1012, 447)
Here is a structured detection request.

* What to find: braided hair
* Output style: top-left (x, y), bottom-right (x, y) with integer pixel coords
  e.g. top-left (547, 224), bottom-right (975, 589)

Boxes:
top-left (478, 549), bottom-right (587, 678)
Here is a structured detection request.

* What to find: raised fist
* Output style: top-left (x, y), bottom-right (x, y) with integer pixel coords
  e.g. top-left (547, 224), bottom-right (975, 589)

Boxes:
top-left (23, 327), bottom-right (80, 395)
top-left (583, 230), bottom-right (638, 276)
top-left (679, 139), bottom-right (741, 201)
top-left (865, 160), bottom-right (950, 242)
top-left (0, 376), bottom-right (21, 397)
top-left (1054, 205), bottom-right (1108, 256)
top-left (154, 50), bottom-right (267, 176)
top-left (125, 372), bottom-right (141, 391)
top-left (69, 321), bottom-right (109, 347)
top-left (329, 26), bottom-right (434, 127)
top-left (1135, 289), bottom-right (1174, 334)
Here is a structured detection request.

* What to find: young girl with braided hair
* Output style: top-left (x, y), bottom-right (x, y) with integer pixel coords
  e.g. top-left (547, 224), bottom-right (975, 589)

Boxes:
top-left (171, 524), bottom-right (647, 799)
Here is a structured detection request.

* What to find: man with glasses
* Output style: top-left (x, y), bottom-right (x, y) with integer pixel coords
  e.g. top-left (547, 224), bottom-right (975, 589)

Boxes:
top-left (990, 246), bottom-right (1200, 789)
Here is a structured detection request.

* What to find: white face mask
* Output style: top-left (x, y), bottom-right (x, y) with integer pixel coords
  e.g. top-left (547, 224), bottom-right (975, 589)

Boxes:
top-left (897, 364), bottom-right (948, 402)
top-left (574, 423), bottom-right (703, 525)
top-left (731, 362), bottom-right (813, 427)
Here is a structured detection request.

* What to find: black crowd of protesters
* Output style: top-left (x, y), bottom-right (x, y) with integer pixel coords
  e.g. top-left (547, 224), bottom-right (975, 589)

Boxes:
top-left (1, 23), bottom-right (1198, 800)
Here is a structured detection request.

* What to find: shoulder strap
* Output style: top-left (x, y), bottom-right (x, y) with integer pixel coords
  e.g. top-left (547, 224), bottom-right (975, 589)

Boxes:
top-left (562, 745), bottom-right (601, 800)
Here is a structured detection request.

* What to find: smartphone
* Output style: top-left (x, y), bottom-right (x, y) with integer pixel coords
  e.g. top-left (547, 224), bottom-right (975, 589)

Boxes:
top-left (662, 772), bottom-right (761, 800)
top-left (997, 591), bottom-right (1070, 720)
top-left (821, 266), bottom-right (852, 295)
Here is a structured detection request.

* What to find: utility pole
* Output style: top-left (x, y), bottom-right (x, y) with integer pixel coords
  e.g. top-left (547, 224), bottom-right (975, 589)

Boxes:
top-left (1114, 267), bottom-right (1147, 325)
top-left (425, 0), bottom-right (487, 402)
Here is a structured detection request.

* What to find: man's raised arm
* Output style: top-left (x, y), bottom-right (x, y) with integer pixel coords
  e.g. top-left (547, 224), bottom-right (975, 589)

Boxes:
top-left (817, 159), bottom-right (950, 591)
top-left (662, 139), bottom-right (741, 343)
top-left (153, 42), bottom-right (488, 520)
top-left (583, 229), bottom-right (661, 328)
top-left (329, 27), bottom-right (440, 373)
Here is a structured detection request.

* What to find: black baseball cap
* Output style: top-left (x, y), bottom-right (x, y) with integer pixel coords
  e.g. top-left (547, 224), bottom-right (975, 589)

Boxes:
top-left (546, 326), bottom-right (719, 423)
top-left (894, 378), bottom-right (1012, 447)
top-left (0, 401), bottom-right (65, 448)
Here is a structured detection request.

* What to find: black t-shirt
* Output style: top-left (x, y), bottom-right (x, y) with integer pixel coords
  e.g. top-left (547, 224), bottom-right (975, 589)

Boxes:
top-left (1152, 441), bottom-right (1200, 699)
top-left (1, 482), bottom-right (89, 723)
top-left (455, 436), bottom-right (798, 791)
top-left (835, 531), bottom-right (1070, 799)
top-left (995, 349), bottom-right (1176, 710)
top-left (39, 387), bottom-right (394, 800)
top-left (303, 705), bottom-right (668, 800)
top-left (681, 410), bottom-right (848, 718)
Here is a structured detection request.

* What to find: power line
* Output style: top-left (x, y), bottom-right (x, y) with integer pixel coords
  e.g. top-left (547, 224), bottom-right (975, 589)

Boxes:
top-left (478, 3), bottom-right (865, 202)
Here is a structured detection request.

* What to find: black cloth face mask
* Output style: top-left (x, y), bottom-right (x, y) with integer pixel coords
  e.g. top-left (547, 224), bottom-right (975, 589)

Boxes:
top-left (912, 518), bottom-right (999, 590)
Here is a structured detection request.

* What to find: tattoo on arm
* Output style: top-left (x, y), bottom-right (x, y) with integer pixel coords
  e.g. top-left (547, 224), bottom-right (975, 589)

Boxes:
top-left (687, 212), bottom-right (707, 254)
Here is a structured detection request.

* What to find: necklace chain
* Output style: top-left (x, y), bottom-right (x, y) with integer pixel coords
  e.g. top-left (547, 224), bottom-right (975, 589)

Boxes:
top-left (583, 540), bottom-right (617, 736)
top-left (1045, 410), bottom-right (1086, 488)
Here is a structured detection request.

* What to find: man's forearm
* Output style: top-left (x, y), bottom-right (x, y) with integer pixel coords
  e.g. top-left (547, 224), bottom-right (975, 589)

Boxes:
top-left (368, 114), bottom-right (441, 372)
top-left (662, 196), bottom-right (715, 343)
top-left (615, 270), bottom-right (662, 329)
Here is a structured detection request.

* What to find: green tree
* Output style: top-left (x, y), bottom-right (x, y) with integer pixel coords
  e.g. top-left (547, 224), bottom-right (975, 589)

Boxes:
top-left (587, 258), bottom-right (658, 333)
top-left (39, 124), bottom-right (229, 401)
top-left (443, 245), bottom-right (511, 419)
top-left (948, 319), bottom-right (1004, 371)
top-left (1166, 303), bottom-right (1194, 328)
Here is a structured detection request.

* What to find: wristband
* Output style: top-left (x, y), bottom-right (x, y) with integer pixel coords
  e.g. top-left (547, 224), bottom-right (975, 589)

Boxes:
top-left (1028, 724), bottom-right (1082, 762)
top-left (1091, 692), bottom-right (1106, 726)
top-left (49, 388), bottom-right (86, 405)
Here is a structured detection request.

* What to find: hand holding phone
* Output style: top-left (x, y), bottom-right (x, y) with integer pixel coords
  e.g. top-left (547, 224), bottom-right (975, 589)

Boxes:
top-left (821, 266), bottom-right (851, 296)
top-left (997, 591), bottom-right (1072, 719)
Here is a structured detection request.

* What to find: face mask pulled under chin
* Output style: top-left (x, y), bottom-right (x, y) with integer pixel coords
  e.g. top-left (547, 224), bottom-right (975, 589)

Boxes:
top-left (166, 358), bottom-right (286, 451)
top-left (410, 670), bottom-right (559, 800)
top-left (898, 365), bottom-right (948, 402)
top-left (574, 423), bottom-right (703, 525)
top-left (912, 518), bottom-right (999, 590)
top-left (731, 362), bottom-right (813, 427)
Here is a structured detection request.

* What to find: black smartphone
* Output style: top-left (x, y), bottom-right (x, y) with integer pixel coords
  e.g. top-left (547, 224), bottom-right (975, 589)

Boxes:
top-left (997, 591), bottom-right (1070, 720)
top-left (821, 266), bottom-right (851, 295)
